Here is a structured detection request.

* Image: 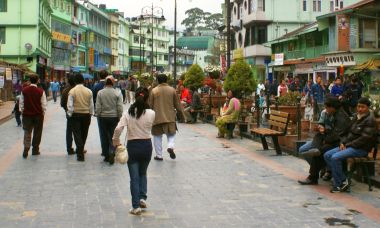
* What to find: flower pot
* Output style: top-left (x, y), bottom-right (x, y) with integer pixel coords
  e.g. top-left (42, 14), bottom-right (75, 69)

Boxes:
top-left (271, 105), bottom-right (305, 123)
top-left (301, 119), bottom-right (310, 132)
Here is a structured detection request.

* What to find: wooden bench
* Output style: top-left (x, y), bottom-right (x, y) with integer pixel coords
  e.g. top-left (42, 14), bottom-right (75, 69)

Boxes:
top-left (250, 110), bottom-right (290, 155)
top-left (346, 148), bottom-right (378, 191)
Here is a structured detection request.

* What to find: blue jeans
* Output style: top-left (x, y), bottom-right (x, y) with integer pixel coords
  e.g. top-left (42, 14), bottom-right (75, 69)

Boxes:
top-left (299, 141), bottom-right (314, 164)
top-left (324, 147), bottom-right (368, 187)
top-left (127, 139), bottom-right (152, 209)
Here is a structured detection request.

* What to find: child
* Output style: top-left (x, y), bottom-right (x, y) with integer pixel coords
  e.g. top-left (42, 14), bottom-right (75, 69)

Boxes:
top-left (12, 95), bottom-right (22, 127)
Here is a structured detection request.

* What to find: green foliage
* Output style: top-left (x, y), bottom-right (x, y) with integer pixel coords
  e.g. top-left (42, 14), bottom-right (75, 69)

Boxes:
top-left (223, 60), bottom-right (257, 96)
top-left (183, 64), bottom-right (205, 90)
top-left (278, 91), bottom-right (302, 106)
top-left (137, 73), bottom-right (154, 88)
top-left (181, 8), bottom-right (224, 32)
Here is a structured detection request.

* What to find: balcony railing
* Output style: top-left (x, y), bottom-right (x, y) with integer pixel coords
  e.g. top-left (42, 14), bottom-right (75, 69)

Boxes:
top-left (285, 45), bottom-right (329, 60)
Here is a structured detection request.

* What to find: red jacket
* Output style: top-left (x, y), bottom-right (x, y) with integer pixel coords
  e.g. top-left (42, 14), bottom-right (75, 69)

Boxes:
top-left (22, 85), bottom-right (44, 116)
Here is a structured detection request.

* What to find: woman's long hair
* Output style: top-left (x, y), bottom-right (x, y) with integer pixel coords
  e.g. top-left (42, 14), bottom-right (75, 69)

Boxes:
top-left (128, 87), bottom-right (150, 119)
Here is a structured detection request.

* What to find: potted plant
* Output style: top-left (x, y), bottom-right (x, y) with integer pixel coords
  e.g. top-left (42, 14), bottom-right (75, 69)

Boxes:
top-left (223, 59), bottom-right (257, 97)
top-left (183, 64), bottom-right (205, 90)
top-left (137, 73), bottom-right (154, 88)
top-left (274, 91), bottom-right (305, 123)
top-left (204, 65), bottom-right (221, 79)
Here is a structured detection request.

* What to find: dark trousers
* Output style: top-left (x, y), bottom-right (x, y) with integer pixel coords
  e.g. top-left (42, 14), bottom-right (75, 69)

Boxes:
top-left (65, 114), bottom-right (73, 152)
top-left (99, 117), bottom-right (119, 159)
top-left (97, 117), bottom-right (106, 156)
top-left (52, 91), bottom-right (58, 102)
top-left (308, 144), bottom-right (337, 181)
top-left (121, 89), bottom-right (126, 103)
top-left (71, 113), bottom-right (91, 159)
top-left (22, 115), bottom-right (44, 152)
top-left (15, 112), bottom-right (21, 126)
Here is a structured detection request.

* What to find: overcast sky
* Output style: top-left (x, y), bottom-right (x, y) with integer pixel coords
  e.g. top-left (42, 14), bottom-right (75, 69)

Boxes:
top-left (89, 0), bottom-right (225, 30)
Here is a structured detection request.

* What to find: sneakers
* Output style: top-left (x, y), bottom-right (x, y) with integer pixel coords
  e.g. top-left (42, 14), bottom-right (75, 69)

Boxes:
top-left (154, 156), bottom-right (163, 161)
top-left (167, 148), bottom-right (176, 159)
top-left (129, 207), bottom-right (142, 215)
top-left (139, 199), bottom-right (147, 209)
top-left (298, 178), bottom-right (318, 185)
top-left (330, 180), bottom-right (350, 193)
top-left (67, 148), bottom-right (75, 155)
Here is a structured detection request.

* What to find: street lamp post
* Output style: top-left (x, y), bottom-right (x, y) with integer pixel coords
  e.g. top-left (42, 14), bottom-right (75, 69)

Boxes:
top-left (174, 0), bottom-right (177, 87)
top-left (141, 4), bottom-right (165, 76)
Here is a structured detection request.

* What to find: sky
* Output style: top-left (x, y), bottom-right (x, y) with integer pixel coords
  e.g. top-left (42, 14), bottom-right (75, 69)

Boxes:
top-left (88, 0), bottom-right (225, 31)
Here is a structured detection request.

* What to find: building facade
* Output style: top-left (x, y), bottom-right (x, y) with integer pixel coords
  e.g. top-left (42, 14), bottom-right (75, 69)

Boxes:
top-left (71, 1), bottom-right (89, 74)
top-left (50, 0), bottom-right (74, 80)
top-left (0, 0), bottom-right (52, 80)
top-left (230, 0), bottom-right (361, 81)
top-left (118, 13), bottom-right (130, 75)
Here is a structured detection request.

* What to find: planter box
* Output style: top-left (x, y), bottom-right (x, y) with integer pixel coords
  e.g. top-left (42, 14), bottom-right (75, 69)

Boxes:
top-left (271, 105), bottom-right (305, 123)
top-left (301, 119), bottom-right (310, 132)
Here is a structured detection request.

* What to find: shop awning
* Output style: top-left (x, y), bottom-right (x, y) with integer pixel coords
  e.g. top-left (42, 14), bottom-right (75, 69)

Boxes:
top-left (353, 59), bottom-right (380, 71)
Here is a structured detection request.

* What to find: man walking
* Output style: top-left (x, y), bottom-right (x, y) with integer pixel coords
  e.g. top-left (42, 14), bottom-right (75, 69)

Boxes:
top-left (50, 79), bottom-right (60, 103)
top-left (20, 74), bottom-right (47, 158)
top-left (149, 74), bottom-right (184, 160)
top-left (92, 70), bottom-right (108, 158)
top-left (67, 73), bottom-right (94, 162)
top-left (60, 74), bottom-right (76, 155)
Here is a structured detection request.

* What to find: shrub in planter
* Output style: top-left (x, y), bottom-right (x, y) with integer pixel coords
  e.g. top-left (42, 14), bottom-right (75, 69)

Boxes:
top-left (184, 64), bottom-right (205, 90)
top-left (223, 59), bottom-right (257, 96)
top-left (204, 65), bottom-right (221, 79)
top-left (137, 73), bottom-right (154, 88)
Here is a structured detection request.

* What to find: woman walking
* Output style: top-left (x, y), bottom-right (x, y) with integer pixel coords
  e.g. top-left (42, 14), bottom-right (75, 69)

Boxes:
top-left (112, 87), bottom-right (155, 215)
top-left (96, 76), bottom-right (123, 164)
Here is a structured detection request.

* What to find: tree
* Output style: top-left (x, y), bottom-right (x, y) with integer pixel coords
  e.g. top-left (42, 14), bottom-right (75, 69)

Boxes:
top-left (223, 60), bottom-right (257, 97)
top-left (184, 64), bottom-right (205, 90)
top-left (181, 8), bottom-right (205, 32)
top-left (204, 13), bottom-right (223, 30)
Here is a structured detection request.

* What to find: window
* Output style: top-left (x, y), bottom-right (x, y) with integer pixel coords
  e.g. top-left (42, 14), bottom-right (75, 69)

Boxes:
top-left (303, 0), bottom-right (307, 11)
top-left (257, 26), bottom-right (267, 44)
top-left (313, 0), bottom-right (321, 12)
top-left (79, 51), bottom-right (85, 66)
top-left (0, 0), bottom-right (7, 12)
top-left (80, 12), bottom-right (84, 21)
top-left (258, 0), bottom-right (265, 11)
top-left (134, 35), bottom-right (139, 43)
top-left (330, 1), bottom-right (334, 11)
top-left (359, 19), bottom-right (376, 48)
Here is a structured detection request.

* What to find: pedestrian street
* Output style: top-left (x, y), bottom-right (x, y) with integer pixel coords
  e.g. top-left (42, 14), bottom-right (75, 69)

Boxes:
top-left (0, 100), bottom-right (380, 227)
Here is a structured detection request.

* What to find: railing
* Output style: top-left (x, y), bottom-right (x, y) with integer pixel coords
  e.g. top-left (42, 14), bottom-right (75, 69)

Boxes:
top-left (285, 45), bottom-right (329, 60)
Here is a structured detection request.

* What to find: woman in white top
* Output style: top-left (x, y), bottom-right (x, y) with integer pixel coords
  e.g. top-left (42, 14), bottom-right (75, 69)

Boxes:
top-left (112, 87), bottom-right (155, 215)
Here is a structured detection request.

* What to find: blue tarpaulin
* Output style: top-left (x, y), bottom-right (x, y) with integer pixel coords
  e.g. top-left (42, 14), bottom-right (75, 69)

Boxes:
top-left (82, 73), bottom-right (93, 79)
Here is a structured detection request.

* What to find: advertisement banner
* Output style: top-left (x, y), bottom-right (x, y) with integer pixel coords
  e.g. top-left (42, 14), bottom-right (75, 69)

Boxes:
top-left (274, 53), bottom-right (284, 66)
top-left (52, 31), bottom-right (71, 43)
top-left (337, 14), bottom-right (350, 51)
top-left (89, 48), bottom-right (94, 66)
top-left (5, 68), bottom-right (12, 80)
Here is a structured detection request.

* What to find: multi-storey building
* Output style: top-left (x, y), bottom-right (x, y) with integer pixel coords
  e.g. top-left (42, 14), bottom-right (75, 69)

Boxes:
top-left (270, 0), bottom-right (380, 94)
top-left (50, 0), bottom-right (74, 80)
top-left (84, 2), bottom-right (111, 73)
top-left (0, 0), bottom-right (52, 80)
top-left (129, 16), bottom-right (170, 74)
top-left (104, 9), bottom-right (120, 73)
top-left (229, 0), bottom-right (361, 81)
top-left (71, 1), bottom-right (89, 74)
top-left (118, 13), bottom-right (130, 75)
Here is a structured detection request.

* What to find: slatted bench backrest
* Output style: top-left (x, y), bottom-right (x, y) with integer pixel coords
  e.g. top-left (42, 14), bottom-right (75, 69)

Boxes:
top-left (268, 110), bottom-right (290, 135)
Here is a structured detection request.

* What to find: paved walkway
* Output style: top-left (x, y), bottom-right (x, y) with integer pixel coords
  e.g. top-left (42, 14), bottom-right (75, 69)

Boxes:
top-left (0, 100), bottom-right (380, 227)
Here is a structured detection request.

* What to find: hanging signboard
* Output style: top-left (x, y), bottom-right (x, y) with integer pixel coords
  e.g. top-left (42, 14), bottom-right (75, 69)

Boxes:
top-left (5, 68), bottom-right (12, 80)
top-left (0, 76), bottom-right (4, 88)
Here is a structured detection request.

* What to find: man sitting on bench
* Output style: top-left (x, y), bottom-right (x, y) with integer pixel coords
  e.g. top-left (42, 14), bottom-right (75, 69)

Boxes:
top-left (324, 97), bottom-right (378, 193)
top-left (298, 97), bottom-right (350, 185)
top-left (216, 90), bottom-right (241, 138)
top-left (183, 86), bottom-right (202, 123)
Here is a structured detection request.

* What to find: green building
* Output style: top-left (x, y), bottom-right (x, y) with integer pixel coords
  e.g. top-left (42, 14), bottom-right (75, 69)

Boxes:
top-left (229, 0), bottom-right (361, 81)
top-left (0, 0), bottom-right (52, 79)
top-left (50, 0), bottom-right (74, 80)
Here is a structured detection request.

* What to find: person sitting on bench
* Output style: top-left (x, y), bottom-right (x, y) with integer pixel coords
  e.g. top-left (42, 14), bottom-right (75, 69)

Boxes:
top-left (298, 96), bottom-right (350, 185)
top-left (183, 86), bottom-right (202, 123)
top-left (216, 90), bottom-right (241, 138)
top-left (324, 97), bottom-right (378, 193)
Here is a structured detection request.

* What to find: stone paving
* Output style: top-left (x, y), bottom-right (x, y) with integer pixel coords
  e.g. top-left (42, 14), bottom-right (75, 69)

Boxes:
top-left (0, 100), bottom-right (380, 227)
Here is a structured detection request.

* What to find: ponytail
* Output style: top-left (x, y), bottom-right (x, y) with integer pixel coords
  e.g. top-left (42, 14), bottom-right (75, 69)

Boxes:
top-left (128, 87), bottom-right (150, 119)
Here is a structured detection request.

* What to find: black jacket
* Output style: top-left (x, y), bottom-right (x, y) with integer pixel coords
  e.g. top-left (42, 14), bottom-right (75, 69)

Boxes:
top-left (342, 112), bottom-right (378, 152)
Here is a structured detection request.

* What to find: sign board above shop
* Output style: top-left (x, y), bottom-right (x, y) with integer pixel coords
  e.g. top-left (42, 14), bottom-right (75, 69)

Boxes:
top-left (274, 53), bottom-right (284, 66)
top-left (325, 54), bottom-right (356, 67)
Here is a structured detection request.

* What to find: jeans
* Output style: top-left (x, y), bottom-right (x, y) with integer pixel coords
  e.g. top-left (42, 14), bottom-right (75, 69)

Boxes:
top-left (298, 141), bottom-right (314, 165)
top-left (127, 139), bottom-right (152, 209)
top-left (98, 117), bottom-right (119, 158)
top-left (52, 91), bottom-right (58, 102)
top-left (324, 147), bottom-right (368, 187)
top-left (66, 114), bottom-right (73, 152)
top-left (71, 113), bottom-right (91, 159)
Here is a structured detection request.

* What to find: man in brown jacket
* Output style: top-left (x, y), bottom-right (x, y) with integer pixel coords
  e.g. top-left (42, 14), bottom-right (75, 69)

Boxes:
top-left (149, 74), bottom-right (184, 160)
